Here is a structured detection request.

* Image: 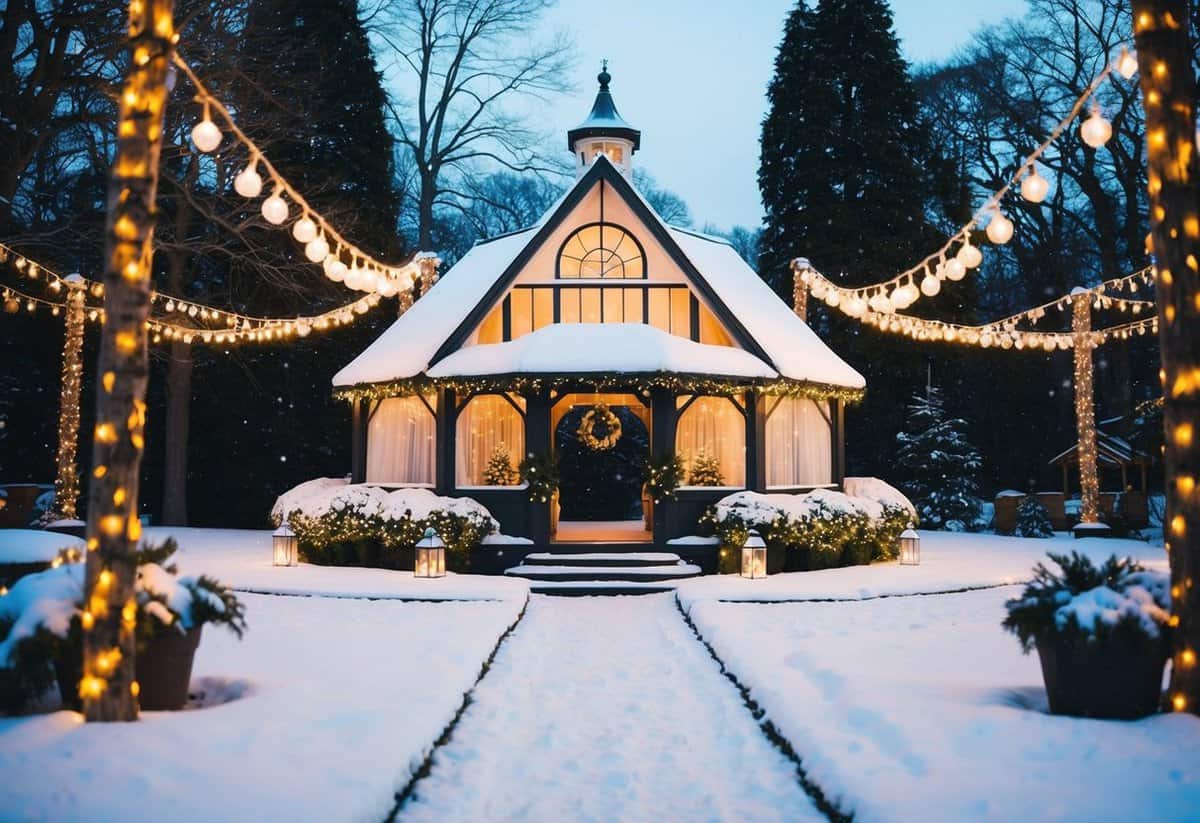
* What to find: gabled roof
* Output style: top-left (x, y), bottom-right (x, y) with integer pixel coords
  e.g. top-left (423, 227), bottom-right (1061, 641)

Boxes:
top-left (332, 156), bottom-right (865, 391)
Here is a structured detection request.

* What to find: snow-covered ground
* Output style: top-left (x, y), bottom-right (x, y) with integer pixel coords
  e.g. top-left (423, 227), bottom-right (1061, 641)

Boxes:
top-left (399, 593), bottom-right (822, 822)
top-left (688, 588), bottom-right (1200, 820)
top-left (677, 530), bottom-right (1166, 611)
top-left (145, 526), bottom-right (529, 602)
top-left (0, 529), bottom-right (84, 564)
top-left (0, 592), bottom-right (525, 821)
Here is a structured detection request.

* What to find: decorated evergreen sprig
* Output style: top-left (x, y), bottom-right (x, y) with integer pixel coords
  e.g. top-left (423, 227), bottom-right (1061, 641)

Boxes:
top-left (643, 453), bottom-right (685, 502)
top-left (519, 451), bottom-right (560, 503)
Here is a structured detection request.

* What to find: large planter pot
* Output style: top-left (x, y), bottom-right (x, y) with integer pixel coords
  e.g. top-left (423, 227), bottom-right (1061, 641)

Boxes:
top-left (137, 626), bottom-right (203, 711)
top-left (1035, 634), bottom-right (1167, 719)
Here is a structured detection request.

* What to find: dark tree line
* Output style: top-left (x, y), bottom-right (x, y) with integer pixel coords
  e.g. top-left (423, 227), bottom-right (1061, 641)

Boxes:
top-left (759, 0), bottom-right (1167, 496)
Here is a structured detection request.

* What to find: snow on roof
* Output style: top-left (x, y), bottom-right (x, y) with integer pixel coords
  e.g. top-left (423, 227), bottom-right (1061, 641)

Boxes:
top-left (335, 155), bottom-right (865, 391)
top-left (667, 228), bottom-right (865, 389)
top-left (427, 323), bottom-right (777, 379)
top-left (332, 227), bottom-right (535, 387)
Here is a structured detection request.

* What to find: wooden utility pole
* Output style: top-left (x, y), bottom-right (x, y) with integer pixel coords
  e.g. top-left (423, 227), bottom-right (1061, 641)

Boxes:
top-left (82, 0), bottom-right (177, 722)
top-left (1131, 0), bottom-right (1200, 714)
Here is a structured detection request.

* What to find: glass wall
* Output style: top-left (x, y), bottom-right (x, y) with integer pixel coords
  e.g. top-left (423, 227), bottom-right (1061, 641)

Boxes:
top-left (675, 396), bottom-right (746, 487)
top-left (765, 396), bottom-right (833, 488)
top-left (366, 395), bottom-right (437, 485)
top-left (455, 394), bottom-right (526, 487)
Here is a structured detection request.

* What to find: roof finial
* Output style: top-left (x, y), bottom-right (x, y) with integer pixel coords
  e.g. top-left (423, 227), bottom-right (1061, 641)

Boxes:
top-left (598, 59), bottom-right (611, 89)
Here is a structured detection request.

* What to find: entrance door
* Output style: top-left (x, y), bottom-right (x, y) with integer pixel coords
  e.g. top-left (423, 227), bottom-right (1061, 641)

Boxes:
top-left (552, 393), bottom-right (650, 542)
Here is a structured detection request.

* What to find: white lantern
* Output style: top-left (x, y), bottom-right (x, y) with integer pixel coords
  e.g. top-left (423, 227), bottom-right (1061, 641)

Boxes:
top-left (325, 257), bottom-right (349, 282)
top-left (272, 521), bottom-right (298, 567)
top-left (305, 235), bottom-right (330, 263)
top-left (920, 273), bottom-right (941, 297)
top-left (899, 528), bottom-right (921, 566)
top-left (1020, 167), bottom-right (1050, 204)
top-left (956, 240), bottom-right (983, 269)
top-left (1080, 106), bottom-right (1112, 149)
top-left (191, 117), bottom-right (222, 153)
top-left (292, 216), bottom-right (318, 244)
top-left (1116, 47), bottom-right (1138, 80)
top-left (944, 257), bottom-right (967, 282)
top-left (740, 529), bottom-right (768, 579)
top-left (986, 210), bottom-right (1014, 245)
top-left (234, 163), bottom-right (263, 198)
top-left (415, 527), bottom-right (446, 578)
top-left (261, 192), bottom-right (289, 225)
top-left (823, 289), bottom-right (841, 308)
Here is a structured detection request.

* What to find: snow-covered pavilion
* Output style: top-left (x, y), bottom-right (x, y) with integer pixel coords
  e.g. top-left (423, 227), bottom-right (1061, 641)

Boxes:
top-left (333, 67), bottom-right (865, 548)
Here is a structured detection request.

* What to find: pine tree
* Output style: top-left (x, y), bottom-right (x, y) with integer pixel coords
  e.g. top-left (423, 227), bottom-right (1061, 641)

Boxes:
top-left (483, 446), bottom-right (516, 486)
top-left (688, 450), bottom-right (725, 486)
top-left (1015, 497), bottom-right (1054, 539)
top-left (758, 0), bottom-right (962, 480)
top-left (894, 387), bottom-right (983, 531)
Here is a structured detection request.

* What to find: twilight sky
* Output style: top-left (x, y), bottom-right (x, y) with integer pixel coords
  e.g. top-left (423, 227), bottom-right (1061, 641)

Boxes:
top-left (532, 0), bottom-right (1029, 231)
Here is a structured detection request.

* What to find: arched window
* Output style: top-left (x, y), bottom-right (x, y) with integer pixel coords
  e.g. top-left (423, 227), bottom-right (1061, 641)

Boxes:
top-left (366, 395), bottom-right (437, 485)
top-left (676, 396), bottom-right (746, 488)
top-left (456, 394), bottom-right (526, 487)
top-left (557, 222), bottom-right (645, 279)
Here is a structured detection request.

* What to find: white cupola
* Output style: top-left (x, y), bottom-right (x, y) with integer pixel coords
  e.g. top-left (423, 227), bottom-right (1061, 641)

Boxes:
top-left (567, 62), bottom-right (641, 179)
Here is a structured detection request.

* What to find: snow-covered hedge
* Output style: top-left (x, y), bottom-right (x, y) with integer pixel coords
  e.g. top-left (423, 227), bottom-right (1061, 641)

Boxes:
top-left (700, 481), bottom-right (915, 571)
top-left (1003, 552), bottom-right (1171, 653)
top-left (271, 479), bottom-right (498, 567)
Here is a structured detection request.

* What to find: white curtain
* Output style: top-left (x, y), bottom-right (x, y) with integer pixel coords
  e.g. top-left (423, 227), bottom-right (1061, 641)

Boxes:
top-left (366, 395), bottom-right (437, 485)
top-left (456, 395), bottom-right (525, 486)
top-left (675, 396), bottom-right (746, 487)
top-left (766, 396), bottom-right (832, 488)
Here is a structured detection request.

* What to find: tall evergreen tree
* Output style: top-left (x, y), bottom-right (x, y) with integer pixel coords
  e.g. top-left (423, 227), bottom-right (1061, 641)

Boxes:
top-left (758, 0), bottom-right (958, 478)
top-left (894, 387), bottom-right (983, 531)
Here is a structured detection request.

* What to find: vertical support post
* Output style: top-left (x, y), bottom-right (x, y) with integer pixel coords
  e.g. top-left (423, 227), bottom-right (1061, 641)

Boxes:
top-left (350, 399), bottom-right (367, 484)
top-left (792, 258), bottom-right (810, 322)
top-left (83, 0), bottom-right (176, 723)
top-left (833, 398), bottom-right (846, 486)
top-left (650, 388), bottom-right (675, 541)
top-left (55, 278), bottom-right (86, 519)
top-left (435, 388), bottom-right (456, 495)
top-left (746, 391), bottom-right (766, 491)
top-left (525, 390), bottom-right (552, 544)
top-left (1071, 289), bottom-right (1100, 524)
top-left (1132, 0), bottom-right (1200, 714)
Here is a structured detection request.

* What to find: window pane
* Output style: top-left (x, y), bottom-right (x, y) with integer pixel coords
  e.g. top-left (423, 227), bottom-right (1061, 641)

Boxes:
top-left (561, 288), bottom-right (580, 324)
top-left (698, 303), bottom-right (732, 346)
top-left (671, 288), bottom-right (691, 337)
top-left (511, 289), bottom-right (533, 338)
top-left (366, 396), bottom-right (436, 485)
top-left (533, 289), bottom-right (554, 331)
top-left (581, 288), bottom-right (601, 323)
top-left (648, 289), bottom-right (670, 332)
top-left (477, 303), bottom-right (503, 344)
top-left (675, 396), bottom-right (746, 487)
top-left (603, 288), bottom-right (624, 322)
top-left (766, 397), bottom-right (832, 487)
top-left (456, 395), bottom-right (525, 486)
top-left (624, 288), bottom-right (644, 324)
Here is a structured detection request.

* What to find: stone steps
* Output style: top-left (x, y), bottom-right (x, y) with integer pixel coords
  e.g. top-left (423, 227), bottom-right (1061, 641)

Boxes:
top-left (506, 550), bottom-right (702, 595)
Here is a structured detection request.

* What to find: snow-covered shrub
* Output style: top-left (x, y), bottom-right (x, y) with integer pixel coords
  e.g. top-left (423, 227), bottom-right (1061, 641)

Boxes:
top-left (271, 479), bottom-right (497, 568)
top-left (701, 487), bottom-right (914, 572)
top-left (1014, 497), bottom-right (1055, 538)
top-left (0, 540), bottom-right (245, 714)
top-left (1003, 553), bottom-right (1171, 654)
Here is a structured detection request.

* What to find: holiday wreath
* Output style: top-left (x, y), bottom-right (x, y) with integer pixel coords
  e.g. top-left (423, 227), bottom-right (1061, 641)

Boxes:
top-left (577, 403), bottom-right (622, 451)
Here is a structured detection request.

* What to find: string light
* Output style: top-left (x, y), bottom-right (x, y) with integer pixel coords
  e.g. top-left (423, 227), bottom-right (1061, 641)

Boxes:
top-left (791, 49), bottom-right (1123, 313)
top-left (1072, 289), bottom-right (1101, 524)
top-left (54, 278), bottom-right (87, 519)
top-left (1080, 103), bottom-right (1113, 149)
top-left (1020, 165), bottom-right (1051, 204)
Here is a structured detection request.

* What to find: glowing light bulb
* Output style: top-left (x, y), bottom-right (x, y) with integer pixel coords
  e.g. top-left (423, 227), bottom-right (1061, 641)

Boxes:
top-left (1020, 166), bottom-right (1050, 203)
top-left (986, 209), bottom-right (1014, 245)
top-left (261, 192), bottom-right (288, 225)
top-left (1080, 105), bottom-right (1112, 149)
top-left (304, 235), bottom-right (329, 263)
top-left (325, 257), bottom-right (349, 282)
top-left (944, 258), bottom-right (967, 281)
top-left (957, 240), bottom-right (983, 269)
top-left (234, 163), bottom-right (263, 198)
top-left (824, 289), bottom-right (841, 308)
top-left (292, 217), bottom-right (317, 244)
top-left (920, 273), bottom-right (941, 297)
top-left (191, 118), bottom-right (221, 153)
top-left (1116, 47), bottom-right (1138, 80)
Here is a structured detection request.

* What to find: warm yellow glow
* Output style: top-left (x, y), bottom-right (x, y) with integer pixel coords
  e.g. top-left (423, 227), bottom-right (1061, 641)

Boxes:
top-left (79, 675), bottom-right (106, 700)
top-left (127, 516), bottom-right (142, 542)
top-left (1173, 694), bottom-right (1187, 712)
top-left (1177, 423), bottom-right (1196, 448)
top-left (100, 515), bottom-right (123, 537)
top-left (130, 681), bottom-right (141, 698)
top-left (103, 371), bottom-right (115, 393)
top-left (1183, 650), bottom-right (1196, 667)
top-left (113, 487), bottom-right (127, 506)
top-left (1179, 476), bottom-right (1196, 497)
top-left (95, 422), bottom-right (117, 443)
top-left (93, 465), bottom-right (107, 479)
top-left (81, 611), bottom-right (95, 631)
top-left (116, 330), bottom-right (137, 354)
top-left (98, 569), bottom-right (114, 589)
top-left (1171, 515), bottom-right (1186, 537)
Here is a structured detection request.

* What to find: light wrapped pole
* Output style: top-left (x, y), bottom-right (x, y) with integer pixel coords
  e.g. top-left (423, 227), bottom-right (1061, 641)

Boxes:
top-left (1132, 0), bottom-right (1200, 715)
top-left (792, 258), bottom-right (810, 322)
top-left (82, 0), bottom-right (177, 722)
top-left (54, 277), bottom-right (86, 520)
top-left (1070, 288), bottom-right (1100, 524)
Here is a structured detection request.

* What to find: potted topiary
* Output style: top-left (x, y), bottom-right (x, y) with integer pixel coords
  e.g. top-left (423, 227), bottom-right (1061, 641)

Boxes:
top-left (1003, 552), bottom-right (1171, 719)
top-left (0, 540), bottom-right (245, 714)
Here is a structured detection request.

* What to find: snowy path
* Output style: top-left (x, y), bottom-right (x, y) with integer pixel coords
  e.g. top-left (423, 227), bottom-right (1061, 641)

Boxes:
top-left (399, 593), bottom-right (822, 822)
